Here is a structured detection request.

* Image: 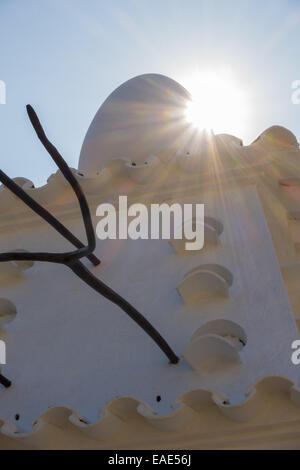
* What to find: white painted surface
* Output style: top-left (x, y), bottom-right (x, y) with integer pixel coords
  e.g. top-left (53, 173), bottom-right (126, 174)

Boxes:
top-left (79, 73), bottom-right (191, 171)
top-left (0, 183), bottom-right (299, 430)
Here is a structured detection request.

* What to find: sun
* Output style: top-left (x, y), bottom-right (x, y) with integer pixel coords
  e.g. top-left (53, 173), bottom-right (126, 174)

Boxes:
top-left (182, 68), bottom-right (249, 136)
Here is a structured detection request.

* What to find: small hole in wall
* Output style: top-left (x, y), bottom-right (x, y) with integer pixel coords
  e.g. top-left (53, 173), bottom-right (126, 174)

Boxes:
top-left (79, 418), bottom-right (89, 424)
top-left (156, 395), bottom-right (161, 403)
top-left (15, 414), bottom-right (20, 421)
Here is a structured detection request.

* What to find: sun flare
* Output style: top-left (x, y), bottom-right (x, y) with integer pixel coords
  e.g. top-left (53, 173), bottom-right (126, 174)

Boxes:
top-left (183, 69), bottom-right (249, 136)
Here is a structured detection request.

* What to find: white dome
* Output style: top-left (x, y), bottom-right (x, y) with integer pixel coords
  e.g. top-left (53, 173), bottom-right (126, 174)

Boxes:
top-left (253, 126), bottom-right (298, 148)
top-left (79, 73), bottom-right (191, 171)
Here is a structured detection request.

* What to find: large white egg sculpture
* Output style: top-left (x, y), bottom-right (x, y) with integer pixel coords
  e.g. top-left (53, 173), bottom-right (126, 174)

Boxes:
top-left (79, 73), bottom-right (191, 171)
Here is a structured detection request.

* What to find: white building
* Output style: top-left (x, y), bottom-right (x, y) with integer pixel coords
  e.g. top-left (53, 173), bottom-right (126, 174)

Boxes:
top-left (1, 74), bottom-right (300, 449)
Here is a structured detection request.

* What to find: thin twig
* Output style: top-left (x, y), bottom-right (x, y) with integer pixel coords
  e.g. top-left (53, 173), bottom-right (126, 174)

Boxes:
top-left (0, 105), bottom-right (180, 368)
top-left (0, 374), bottom-right (11, 388)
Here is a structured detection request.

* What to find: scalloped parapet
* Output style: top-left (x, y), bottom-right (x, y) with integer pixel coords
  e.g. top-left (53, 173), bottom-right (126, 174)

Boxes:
top-left (0, 124), bottom-right (299, 226)
top-left (137, 402), bottom-right (198, 432)
top-left (1, 375), bottom-right (300, 448)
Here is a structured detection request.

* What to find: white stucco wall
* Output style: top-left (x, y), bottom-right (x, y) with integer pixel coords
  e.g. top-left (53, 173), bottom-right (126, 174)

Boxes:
top-left (0, 181), bottom-right (299, 430)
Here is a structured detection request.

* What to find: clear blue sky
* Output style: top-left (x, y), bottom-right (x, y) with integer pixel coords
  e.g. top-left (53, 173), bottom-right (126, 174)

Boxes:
top-left (1, 0), bottom-right (300, 186)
